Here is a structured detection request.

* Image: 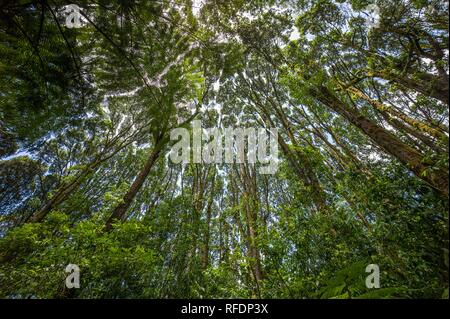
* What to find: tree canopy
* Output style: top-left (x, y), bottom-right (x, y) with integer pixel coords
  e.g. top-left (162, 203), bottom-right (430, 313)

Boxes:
top-left (0, 0), bottom-right (448, 299)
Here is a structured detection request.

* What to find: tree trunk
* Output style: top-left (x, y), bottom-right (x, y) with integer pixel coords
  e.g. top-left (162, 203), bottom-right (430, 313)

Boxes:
top-left (372, 70), bottom-right (449, 105)
top-left (314, 86), bottom-right (449, 197)
top-left (105, 144), bottom-right (162, 231)
top-left (28, 158), bottom-right (100, 223)
top-left (346, 85), bottom-right (448, 140)
top-left (201, 171), bottom-right (216, 270)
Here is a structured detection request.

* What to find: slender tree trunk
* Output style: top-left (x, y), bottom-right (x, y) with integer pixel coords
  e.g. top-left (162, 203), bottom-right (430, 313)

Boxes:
top-left (105, 143), bottom-right (162, 231)
top-left (239, 165), bottom-right (264, 282)
top-left (28, 158), bottom-right (101, 223)
top-left (201, 171), bottom-right (216, 270)
top-left (28, 133), bottom-right (135, 223)
top-left (256, 100), bottom-right (327, 211)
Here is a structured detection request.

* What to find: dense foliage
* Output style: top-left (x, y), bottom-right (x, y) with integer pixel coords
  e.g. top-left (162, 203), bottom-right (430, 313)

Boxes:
top-left (0, 0), bottom-right (448, 299)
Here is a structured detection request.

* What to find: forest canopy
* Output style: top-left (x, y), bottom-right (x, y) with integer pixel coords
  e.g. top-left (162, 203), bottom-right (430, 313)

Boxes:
top-left (0, 0), bottom-right (448, 299)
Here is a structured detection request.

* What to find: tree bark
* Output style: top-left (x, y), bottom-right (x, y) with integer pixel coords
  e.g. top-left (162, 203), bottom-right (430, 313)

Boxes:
top-left (371, 70), bottom-right (449, 105)
top-left (28, 158), bottom-right (101, 223)
top-left (201, 171), bottom-right (216, 270)
top-left (313, 86), bottom-right (449, 197)
top-left (105, 144), bottom-right (162, 231)
top-left (346, 85), bottom-right (448, 140)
